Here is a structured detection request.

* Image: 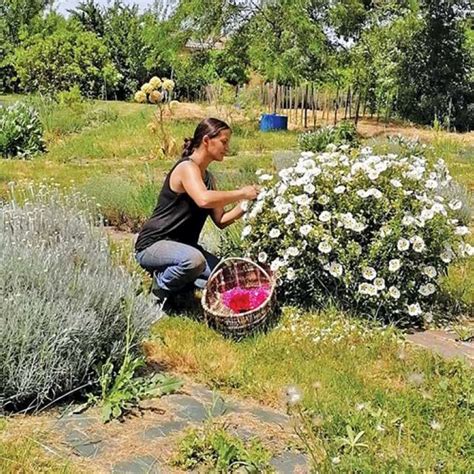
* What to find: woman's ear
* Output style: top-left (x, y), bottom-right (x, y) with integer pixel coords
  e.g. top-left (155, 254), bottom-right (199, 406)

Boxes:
top-left (202, 135), bottom-right (210, 147)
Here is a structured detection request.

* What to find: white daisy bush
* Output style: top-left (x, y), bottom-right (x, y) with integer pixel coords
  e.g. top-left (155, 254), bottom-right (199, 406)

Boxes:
top-left (241, 145), bottom-right (472, 321)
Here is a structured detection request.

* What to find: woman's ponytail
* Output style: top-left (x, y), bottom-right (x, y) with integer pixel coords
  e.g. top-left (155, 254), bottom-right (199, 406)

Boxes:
top-left (182, 137), bottom-right (194, 157)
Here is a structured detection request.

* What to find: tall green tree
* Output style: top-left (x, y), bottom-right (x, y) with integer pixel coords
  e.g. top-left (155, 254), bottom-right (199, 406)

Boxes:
top-left (102, 1), bottom-right (150, 99)
top-left (68, 0), bottom-right (105, 37)
top-left (397, 0), bottom-right (473, 130)
top-left (0, 0), bottom-right (52, 91)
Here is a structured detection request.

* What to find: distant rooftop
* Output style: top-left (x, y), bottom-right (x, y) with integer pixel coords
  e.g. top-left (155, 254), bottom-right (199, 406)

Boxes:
top-left (184, 38), bottom-right (227, 51)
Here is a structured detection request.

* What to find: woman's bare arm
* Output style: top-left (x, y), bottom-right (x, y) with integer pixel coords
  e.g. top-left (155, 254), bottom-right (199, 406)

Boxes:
top-left (176, 162), bottom-right (257, 209)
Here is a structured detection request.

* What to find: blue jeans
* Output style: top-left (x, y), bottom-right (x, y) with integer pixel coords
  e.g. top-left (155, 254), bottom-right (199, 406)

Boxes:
top-left (135, 240), bottom-right (219, 293)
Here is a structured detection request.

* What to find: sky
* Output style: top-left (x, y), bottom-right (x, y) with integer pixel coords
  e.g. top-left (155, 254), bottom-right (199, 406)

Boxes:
top-left (55, 0), bottom-right (153, 16)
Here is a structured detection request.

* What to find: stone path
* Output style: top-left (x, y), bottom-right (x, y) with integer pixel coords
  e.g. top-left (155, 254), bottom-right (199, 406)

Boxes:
top-left (46, 379), bottom-right (307, 473)
top-left (406, 329), bottom-right (474, 366)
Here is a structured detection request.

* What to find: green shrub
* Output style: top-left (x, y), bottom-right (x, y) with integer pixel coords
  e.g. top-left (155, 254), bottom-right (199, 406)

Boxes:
top-left (56, 85), bottom-right (84, 107)
top-left (298, 121), bottom-right (359, 153)
top-left (242, 146), bottom-right (473, 323)
top-left (0, 185), bottom-right (157, 411)
top-left (0, 102), bottom-right (45, 158)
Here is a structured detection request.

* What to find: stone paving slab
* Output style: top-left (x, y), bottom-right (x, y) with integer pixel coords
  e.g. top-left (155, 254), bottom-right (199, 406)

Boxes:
top-left (112, 455), bottom-right (161, 474)
top-left (407, 329), bottom-right (474, 366)
top-left (270, 451), bottom-right (308, 473)
top-left (49, 381), bottom-right (306, 473)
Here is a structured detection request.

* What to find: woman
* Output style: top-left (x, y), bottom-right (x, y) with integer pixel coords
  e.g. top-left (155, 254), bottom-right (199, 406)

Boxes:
top-left (135, 118), bottom-right (259, 304)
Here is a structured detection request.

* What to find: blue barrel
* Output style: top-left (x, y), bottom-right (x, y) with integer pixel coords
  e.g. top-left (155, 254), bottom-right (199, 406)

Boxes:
top-left (260, 113), bottom-right (288, 132)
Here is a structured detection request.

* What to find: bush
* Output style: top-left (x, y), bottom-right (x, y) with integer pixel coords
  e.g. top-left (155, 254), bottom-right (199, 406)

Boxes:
top-left (56, 85), bottom-right (84, 107)
top-left (241, 146), bottom-right (473, 322)
top-left (298, 121), bottom-right (359, 153)
top-left (0, 186), bottom-right (157, 411)
top-left (0, 102), bottom-right (45, 158)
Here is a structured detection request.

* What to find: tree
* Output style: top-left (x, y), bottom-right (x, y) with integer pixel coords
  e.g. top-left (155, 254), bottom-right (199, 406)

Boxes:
top-left (68, 0), bottom-right (105, 37)
top-left (11, 21), bottom-right (119, 97)
top-left (397, 0), bottom-right (473, 130)
top-left (102, 1), bottom-right (150, 99)
top-left (0, 0), bottom-right (52, 91)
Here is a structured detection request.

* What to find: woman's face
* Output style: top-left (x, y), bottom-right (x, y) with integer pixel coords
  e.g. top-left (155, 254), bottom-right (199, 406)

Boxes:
top-left (206, 129), bottom-right (231, 161)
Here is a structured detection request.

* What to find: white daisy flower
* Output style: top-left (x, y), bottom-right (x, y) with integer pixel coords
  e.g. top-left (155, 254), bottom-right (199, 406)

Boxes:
top-left (294, 194), bottom-right (311, 206)
top-left (258, 252), bottom-right (268, 263)
top-left (269, 228), bottom-right (281, 239)
top-left (318, 195), bottom-right (330, 205)
top-left (241, 225), bottom-right (252, 238)
top-left (258, 173), bottom-right (273, 181)
top-left (425, 179), bottom-right (438, 189)
top-left (419, 283), bottom-right (436, 296)
top-left (270, 258), bottom-right (285, 272)
top-left (397, 238), bottom-right (410, 251)
top-left (328, 262), bottom-right (343, 278)
top-left (304, 183), bottom-right (315, 194)
top-left (388, 286), bottom-right (401, 299)
top-left (374, 277), bottom-right (386, 290)
top-left (390, 179), bottom-right (403, 188)
top-left (389, 259), bottom-right (401, 272)
top-left (357, 189), bottom-right (370, 199)
top-left (318, 241), bottom-right (332, 254)
top-left (454, 226), bottom-right (470, 236)
top-left (319, 211), bottom-right (332, 222)
top-left (368, 171), bottom-right (379, 181)
top-left (407, 303), bottom-right (422, 316)
top-left (422, 266), bottom-right (437, 278)
top-left (284, 213), bottom-right (296, 225)
top-left (286, 267), bottom-right (296, 280)
top-left (420, 208), bottom-right (434, 221)
top-left (368, 188), bottom-right (383, 199)
top-left (362, 267), bottom-right (377, 280)
top-left (334, 185), bottom-right (346, 194)
top-left (352, 221), bottom-right (366, 233)
top-left (402, 215), bottom-right (416, 226)
top-left (299, 224), bottom-right (312, 236)
top-left (358, 283), bottom-right (372, 295)
top-left (286, 246), bottom-right (300, 257)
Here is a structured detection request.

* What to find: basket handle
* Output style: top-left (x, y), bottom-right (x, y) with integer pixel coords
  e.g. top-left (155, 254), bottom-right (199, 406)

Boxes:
top-left (207, 256), bottom-right (274, 286)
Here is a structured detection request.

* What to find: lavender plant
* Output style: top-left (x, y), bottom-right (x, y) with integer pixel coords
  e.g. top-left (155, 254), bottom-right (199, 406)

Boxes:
top-left (0, 185), bottom-right (157, 411)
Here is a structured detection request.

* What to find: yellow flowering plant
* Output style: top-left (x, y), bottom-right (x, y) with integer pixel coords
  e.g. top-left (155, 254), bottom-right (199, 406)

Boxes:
top-left (134, 76), bottom-right (179, 158)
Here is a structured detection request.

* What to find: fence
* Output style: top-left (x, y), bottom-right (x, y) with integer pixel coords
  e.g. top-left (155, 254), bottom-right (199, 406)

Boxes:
top-left (190, 81), bottom-right (394, 130)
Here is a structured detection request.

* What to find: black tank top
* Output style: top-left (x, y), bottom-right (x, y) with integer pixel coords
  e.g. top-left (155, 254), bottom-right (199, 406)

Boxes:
top-left (135, 157), bottom-right (214, 253)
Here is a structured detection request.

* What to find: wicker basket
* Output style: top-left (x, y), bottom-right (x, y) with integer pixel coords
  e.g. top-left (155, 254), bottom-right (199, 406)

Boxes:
top-left (201, 257), bottom-right (277, 337)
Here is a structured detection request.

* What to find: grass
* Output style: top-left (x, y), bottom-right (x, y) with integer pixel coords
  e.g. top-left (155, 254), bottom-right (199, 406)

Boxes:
top-left (1, 96), bottom-right (473, 471)
top-left (147, 308), bottom-right (474, 471)
top-left (0, 418), bottom-right (74, 473)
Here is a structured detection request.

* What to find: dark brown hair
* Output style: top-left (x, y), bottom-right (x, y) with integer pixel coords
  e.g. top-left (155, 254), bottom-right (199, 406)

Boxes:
top-left (182, 117), bottom-right (231, 157)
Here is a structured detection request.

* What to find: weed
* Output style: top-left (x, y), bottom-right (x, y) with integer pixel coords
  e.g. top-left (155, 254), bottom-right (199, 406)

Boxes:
top-left (173, 423), bottom-right (273, 472)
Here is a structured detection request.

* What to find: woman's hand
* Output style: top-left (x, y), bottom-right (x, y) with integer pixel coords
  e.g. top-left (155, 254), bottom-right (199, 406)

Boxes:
top-left (240, 185), bottom-right (259, 200)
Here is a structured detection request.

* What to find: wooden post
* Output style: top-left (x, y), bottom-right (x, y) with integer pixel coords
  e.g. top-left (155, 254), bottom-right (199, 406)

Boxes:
top-left (289, 85), bottom-right (292, 125)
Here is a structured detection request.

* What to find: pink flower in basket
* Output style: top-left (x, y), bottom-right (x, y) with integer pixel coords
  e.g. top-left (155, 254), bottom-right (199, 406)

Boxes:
top-left (221, 286), bottom-right (270, 313)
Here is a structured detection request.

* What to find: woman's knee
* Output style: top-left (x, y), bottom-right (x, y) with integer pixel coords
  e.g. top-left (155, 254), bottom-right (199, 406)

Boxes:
top-left (183, 250), bottom-right (206, 275)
